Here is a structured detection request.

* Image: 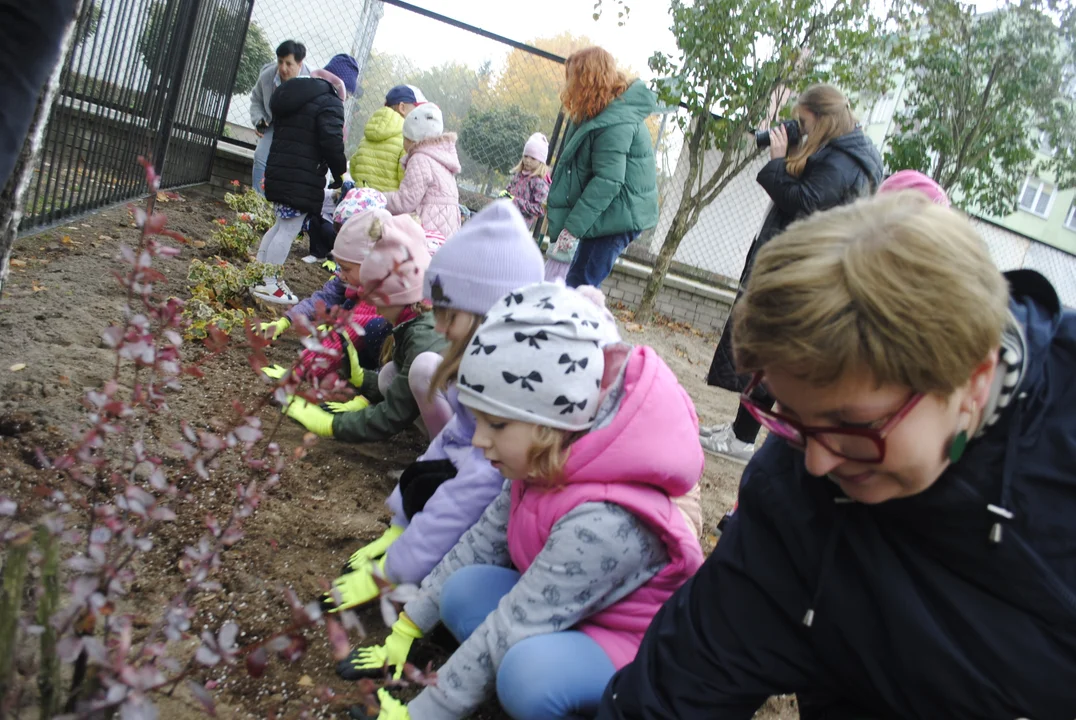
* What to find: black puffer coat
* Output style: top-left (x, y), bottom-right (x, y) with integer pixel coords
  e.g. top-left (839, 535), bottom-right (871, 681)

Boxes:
top-left (707, 128), bottom-right (883, 393)
top-left (264, 77), bottom-right (347, 214)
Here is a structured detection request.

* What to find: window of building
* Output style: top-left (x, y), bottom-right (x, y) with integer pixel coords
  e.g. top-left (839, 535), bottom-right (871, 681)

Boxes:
top-left (1065, 202), bottom-right (1076, 232)
top-left (1018, 177), bottom-right (1055, 218)
top-left (868, 93), bottom-right (898, 125)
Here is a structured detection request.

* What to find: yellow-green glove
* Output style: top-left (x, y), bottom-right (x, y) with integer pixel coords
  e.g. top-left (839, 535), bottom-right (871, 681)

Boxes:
top-left (349, 689), bottom-right (410, 720)
top-left (323, 556), bottom-right (389, 613)
top-left (324, 395), bottom-right (370, 414)
top-left (259, 317), bottom-right (290, 340)
top-left (283, 396), bottom-right (334, 437)
top-left (342, 334), bottom-right (365, 389)
top-left (261, 364), bottom-right (288, 380)
top-left (336, 614), bottom-right (422, 681)
top-left (344, 525), bottom-right (404, 573)
top-left (498, 189), bottom-right (514, 200)
top-left (322, 259), bottom-right (339, 273)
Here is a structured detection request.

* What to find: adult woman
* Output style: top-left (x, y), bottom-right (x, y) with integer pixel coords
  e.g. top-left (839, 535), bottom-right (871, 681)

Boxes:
top-left (249, 40), bottom-right (309, 195)
top-left (597, 191), bottom-right (1076, 718)
top-left (703, 83), bottom-right (883, 462)
top-left (544, 47), bottom-right (658, 288)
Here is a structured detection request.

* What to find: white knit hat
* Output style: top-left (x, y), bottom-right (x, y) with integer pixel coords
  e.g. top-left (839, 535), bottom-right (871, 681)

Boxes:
top-left (456, 282), bottom-right (620, 431)
top-left (403, 103), bottom-right (444, 142)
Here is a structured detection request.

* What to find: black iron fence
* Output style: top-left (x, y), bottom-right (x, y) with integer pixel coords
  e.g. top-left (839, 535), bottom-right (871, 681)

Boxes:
top-left (20, 0), bottom-right (253, 233)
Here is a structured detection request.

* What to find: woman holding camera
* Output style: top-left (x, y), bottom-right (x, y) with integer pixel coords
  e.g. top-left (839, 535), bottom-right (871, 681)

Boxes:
top-left (703, 83), bottom-right (883, 462)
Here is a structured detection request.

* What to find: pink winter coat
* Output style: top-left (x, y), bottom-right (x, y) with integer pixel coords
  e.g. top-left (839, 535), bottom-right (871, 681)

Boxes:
top-left (506, 346), bottom-right (705, 669)
top-left (385, 132), bottom-right (462, 238)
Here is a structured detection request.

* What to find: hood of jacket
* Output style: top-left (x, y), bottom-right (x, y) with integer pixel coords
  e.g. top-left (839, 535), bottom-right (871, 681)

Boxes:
top-left (561, 345), bottom-right (702, 498)
top-left (270, 76), bottom-right (338, 118)
top-left (405, 132), bottom-right (462, 175)
top-left (365, 106), bottom-right (405, 143)
top-left (823, 128), bottom-right (884, 188)
top-left (591, 79), bottom-right (657, 127)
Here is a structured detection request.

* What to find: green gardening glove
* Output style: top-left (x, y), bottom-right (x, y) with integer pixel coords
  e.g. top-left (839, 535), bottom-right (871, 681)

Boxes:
top-left (322, 556), bottom-right (390, 613)
top-left (343, 525), bottom-right (404, 573)
top-left (261, 364), bottom-right (288, 380)
top-left (259, 317), bottom-right (291, 340)
top-left (324, 395), bottom-right (370, 414)
top-left (336, 613), bottom-right (422, 681)
top-left (341, 333), bottom-right (365, 389)
top-left (322, 259), bottom-right (339, 273)
top-left (283, 396), bottom-right (335, 437)
top-left (348, 689), bottom-right (411, 720)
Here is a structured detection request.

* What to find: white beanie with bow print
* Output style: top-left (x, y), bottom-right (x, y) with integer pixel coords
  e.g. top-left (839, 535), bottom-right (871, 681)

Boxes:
top-left (455, 282), bottom-right (621, 431)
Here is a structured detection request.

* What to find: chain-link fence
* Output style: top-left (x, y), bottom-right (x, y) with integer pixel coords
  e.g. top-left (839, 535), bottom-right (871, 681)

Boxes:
top-left (223, 0), bottom-right (568, 205)
top-left (22, 0), bottom-right (252, 233)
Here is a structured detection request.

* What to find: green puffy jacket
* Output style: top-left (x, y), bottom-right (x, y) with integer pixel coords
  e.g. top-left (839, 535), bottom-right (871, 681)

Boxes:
top-left (348, 107), bottom-right (406, 192)
top-left (546, 80), bottom-right (659, 244)
top-left (332, 312), bottom-right (447, 443)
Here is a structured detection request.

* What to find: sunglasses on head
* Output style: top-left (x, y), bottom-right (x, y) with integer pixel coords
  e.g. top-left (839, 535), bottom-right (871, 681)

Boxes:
top-left (739, 372), bottom-right (923, 464)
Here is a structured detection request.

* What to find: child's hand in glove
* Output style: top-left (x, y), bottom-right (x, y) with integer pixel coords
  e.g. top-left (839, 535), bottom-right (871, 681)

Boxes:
top-left (324, 396), bottom-right (370, 414)
top-left (282, 396), bottom-right (334, 437)
top-left (322, 556), bottom-right (389, 613)
top-left (553, 228), bottom-right (579, 255)
top-left (336, 614), bottom-right (422, 681)
top-left (349, 689), bottom-right (410, 720)
top-left (342, 335), bottom-right (365, 388)
top-left (343, 525), bottom-right (404, 573)
top-left (261, 364), bottom-right (288, 380)
top-left (259, 317), bottom-right (290, 340)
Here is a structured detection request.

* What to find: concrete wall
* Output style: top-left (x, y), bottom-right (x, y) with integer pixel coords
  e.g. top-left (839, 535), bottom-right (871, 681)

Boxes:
top-left (602, 259), bottom-right (735, 334)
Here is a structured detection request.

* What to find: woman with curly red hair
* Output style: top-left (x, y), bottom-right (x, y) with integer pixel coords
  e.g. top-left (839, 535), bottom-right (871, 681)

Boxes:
top-left (544, 47), bottom-right (659, 287)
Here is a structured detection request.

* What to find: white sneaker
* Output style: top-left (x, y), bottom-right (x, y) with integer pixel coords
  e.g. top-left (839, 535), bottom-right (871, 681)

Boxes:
top-left (301, 254), bottom-right (322, 264)
top-left (700, 424), bottom-right (755, 464)
top-left (251, 278), bottom-right (298, 305)
top-left (699, 422), bottom-right (724, 438)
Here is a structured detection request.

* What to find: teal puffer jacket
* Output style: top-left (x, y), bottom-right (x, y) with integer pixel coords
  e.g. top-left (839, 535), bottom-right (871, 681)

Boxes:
top-left (546, 80), bottom-right (659, 243)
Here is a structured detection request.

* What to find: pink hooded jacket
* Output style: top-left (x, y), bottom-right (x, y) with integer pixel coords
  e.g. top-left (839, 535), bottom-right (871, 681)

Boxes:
top-left (506, 346), bottom-right (705, 669)
top-left (386, 132), bottom-right (462, 238)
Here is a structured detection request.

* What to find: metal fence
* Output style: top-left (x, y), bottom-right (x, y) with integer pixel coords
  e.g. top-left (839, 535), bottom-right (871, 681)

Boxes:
top-left (21, 0), bottom-right (252, 233)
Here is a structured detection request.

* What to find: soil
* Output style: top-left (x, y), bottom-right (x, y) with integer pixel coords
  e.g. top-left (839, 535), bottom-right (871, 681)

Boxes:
top-left (0, 185), bottom-right (795, 719)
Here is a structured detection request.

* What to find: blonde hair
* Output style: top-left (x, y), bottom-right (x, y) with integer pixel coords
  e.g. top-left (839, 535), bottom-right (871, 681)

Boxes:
top-left (428, 311), bottom-right (483, 401)
top-left (525, 425), bottom-right (582, 486)
top-left (379, 302), bottom-right (432, 367)
top-left (787, 84), bottom-right (857, 178)
top-left (512, 156), bottom-right (550, 178)
top-left (733, 192), bottom-right (1010, 395)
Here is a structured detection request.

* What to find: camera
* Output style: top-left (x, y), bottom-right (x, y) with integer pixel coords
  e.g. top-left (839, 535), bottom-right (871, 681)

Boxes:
top-left (754, 119), bottom-right (802, 149)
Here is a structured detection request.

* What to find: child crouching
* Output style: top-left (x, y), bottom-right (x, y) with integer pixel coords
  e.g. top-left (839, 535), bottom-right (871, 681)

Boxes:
top-left (348, 282), bottom-right (705, 720)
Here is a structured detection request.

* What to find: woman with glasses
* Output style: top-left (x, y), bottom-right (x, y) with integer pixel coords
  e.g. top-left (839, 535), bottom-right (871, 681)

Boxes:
top-left (597, 191), bottom-right (1076, 718)
top-left (703, 83), bottom-right (883, 463)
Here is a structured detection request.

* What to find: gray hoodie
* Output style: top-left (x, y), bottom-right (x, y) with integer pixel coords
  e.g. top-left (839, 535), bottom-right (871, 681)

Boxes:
top-left (249, 61), bottom-right (310, 128)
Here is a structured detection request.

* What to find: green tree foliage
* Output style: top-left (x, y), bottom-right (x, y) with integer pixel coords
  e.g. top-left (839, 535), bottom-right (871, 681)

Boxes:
top-left (884, 0), bottom-right (1076, 216)
top-left (228, 17), bottom-right (273, 96)
top-left (75, 1), bottom-right (103, 46)
top-left (636, 0), bottom-right (911, 319)
top-left (459, 106), bottom-right (540, 192)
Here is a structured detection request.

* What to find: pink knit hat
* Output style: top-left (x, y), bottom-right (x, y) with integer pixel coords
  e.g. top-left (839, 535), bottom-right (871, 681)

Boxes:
top-left (523, 132), bottom-right (549, 162)
top-left (332, 208), bottom-right (391, 265)
top-left (878, 170), bottom-right (950, 208)
top-left (358, 215), bottom-right (431, 306)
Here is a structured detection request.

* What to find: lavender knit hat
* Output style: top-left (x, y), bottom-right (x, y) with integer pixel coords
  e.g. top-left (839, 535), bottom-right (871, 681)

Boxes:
top-left (423, 200), bottom-right (544, 316)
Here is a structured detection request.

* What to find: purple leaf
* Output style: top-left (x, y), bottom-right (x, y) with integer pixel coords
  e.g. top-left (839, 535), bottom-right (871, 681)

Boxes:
top-left (56, 636), bottom-right (83, 663)
top-left (186, 681), bottom-right (217, 716)
top-left (0, 498), bottom-right (16, 516)
top-left (245, 646), bottom-right (268, 678)
top-left (325, 617), bottom-right (350, 661)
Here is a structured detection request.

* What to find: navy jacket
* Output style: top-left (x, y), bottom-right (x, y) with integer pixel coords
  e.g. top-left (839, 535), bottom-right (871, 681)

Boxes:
top-left (599, 270), bottom-right (1076, 719)
top-left (264, 77), bottom-right (347, 214)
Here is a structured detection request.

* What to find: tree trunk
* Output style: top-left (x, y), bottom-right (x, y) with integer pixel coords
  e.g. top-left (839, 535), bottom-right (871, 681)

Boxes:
top-left (636, 198), bottom-right (700, 322)
top-left (0, 0), bottom-right (84, 298)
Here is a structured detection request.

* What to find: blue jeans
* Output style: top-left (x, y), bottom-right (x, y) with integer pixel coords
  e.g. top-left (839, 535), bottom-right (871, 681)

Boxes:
top-left (252, 125), bottom-right (274, 196)
top-left (565, 231), bottom-right (638, 289)
top-left (440, 565), bottom-right (616, 720)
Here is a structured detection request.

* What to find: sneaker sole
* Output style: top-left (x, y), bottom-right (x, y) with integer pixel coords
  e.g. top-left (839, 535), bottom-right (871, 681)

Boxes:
top-left (700, 443), bottom-right (752, 465)
top-left (251, 289), bottom-right (298, 305)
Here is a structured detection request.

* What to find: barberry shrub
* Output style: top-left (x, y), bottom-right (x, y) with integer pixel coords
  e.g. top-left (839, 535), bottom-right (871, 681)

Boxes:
top-left (0, 159), bottom-right (394, 718)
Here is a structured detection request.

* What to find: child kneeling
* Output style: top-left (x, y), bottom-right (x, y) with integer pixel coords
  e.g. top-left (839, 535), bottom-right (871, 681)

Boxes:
top-left (348, 282), bottom-right (704, 720)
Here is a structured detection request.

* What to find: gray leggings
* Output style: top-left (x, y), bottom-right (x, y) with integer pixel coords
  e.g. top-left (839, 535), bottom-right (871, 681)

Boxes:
top-left (255, 214), bottom-right (307, 267)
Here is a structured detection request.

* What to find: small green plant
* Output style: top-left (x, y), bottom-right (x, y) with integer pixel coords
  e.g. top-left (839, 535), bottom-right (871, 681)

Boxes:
top-left (183, 256), bottom-right (276, 339)
top-left (210, 217), bottom-right (260, 260)
top-left (224, 182), bottom-right (274, 231)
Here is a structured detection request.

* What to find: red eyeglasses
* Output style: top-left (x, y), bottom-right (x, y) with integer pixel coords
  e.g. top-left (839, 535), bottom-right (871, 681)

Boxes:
top-left (739, 372), bottom-right (923, 464)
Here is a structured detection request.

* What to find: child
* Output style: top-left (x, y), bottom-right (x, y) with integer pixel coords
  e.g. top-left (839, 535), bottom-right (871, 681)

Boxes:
top-left (878, 169), bottom-right (950, 206)
top-left (386, 103), bottom-right (462, 238)
top-left (322, 201), bottom-right (545, 629)
top-left (347, 282), bottom-right (705, 720)
top-left (348, 85), bottom-right (426, 192)
top-left (504, 132), bottom-right (551, 230)
top-left (281, 214), bottom-right (450, 442)
top-left (253, 54), bottom-right (358, 305)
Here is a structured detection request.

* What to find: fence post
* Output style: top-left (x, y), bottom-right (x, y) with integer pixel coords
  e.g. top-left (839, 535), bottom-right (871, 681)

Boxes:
top-left (204, 0), bottom-right (256, 181)
top-left (152, 0), bottom-right (206, 175)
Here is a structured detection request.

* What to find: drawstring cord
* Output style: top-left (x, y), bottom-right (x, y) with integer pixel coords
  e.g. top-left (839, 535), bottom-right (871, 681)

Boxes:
top-left (803, 501), bottom-right (850, 627)
top-left (988, 392), bottom-right (1025, 544)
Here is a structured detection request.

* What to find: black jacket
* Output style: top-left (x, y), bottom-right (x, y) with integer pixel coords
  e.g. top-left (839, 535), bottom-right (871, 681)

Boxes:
top-left (707, 128), bottom-right (883, 393)
top-left (264, 77), bottom-right (347, 214)
top-left (602, 272), bottom-right (1076, 719)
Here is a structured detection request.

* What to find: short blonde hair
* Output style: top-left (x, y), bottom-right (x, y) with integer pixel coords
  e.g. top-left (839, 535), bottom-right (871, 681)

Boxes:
top-left (526, 425), bottom-right (582, 486)
top-left (733, 191), bottom-right (1010, 394)
top-left (428, 311), bottom-right (483, 402)
top-left (512, 157), bottom-right (550, 178)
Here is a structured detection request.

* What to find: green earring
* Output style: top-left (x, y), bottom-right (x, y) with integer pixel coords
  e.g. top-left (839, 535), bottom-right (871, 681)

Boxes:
top-left (947, 429), bottom-right (968, 463)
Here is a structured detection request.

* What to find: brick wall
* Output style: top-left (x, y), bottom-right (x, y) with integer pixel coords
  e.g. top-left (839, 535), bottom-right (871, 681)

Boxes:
top-left (602, 258), bottom-right (735, 334)
top-left (211, 142), bottom-right (256, 190)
